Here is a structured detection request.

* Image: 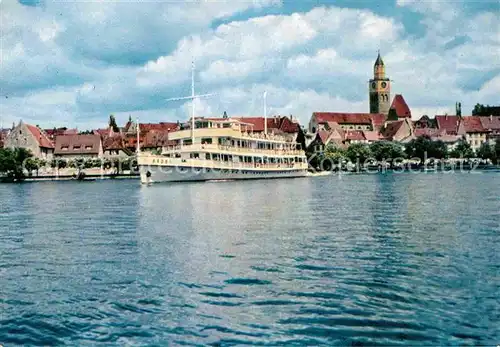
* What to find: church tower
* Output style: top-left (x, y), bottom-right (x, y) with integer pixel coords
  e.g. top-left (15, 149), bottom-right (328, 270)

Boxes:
top-left (369, 52), bottom-right (391, 115)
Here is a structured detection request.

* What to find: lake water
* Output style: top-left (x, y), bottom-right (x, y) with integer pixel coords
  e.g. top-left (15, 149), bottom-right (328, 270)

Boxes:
top-left (1, 172), bottom-right (499, 346)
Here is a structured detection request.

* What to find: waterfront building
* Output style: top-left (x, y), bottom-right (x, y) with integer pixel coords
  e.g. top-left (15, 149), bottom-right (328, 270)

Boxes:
top-left (458, 116), bottom-right (490, 152)
top-left (53, 134), bottom-right (103, 160)
top-left (5, 121), bottom-right (54, 160)
top-left (435, 115), bottom-right (461, 135)
top-left (480, 115), bottom-right (500, 146)
top-left (103, 135), bottom-right (134, 159)
top-left (309, 112), bottom-right (386, 134)
top-left (414, 115), bottom-right (437, 129)
top-left (0, 128), bottom-right (10, 149)
top-left (380, 118), bottom-right (414, 142)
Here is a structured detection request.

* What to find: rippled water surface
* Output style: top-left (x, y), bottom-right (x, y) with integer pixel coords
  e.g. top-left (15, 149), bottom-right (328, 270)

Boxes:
top-left (1, 172), bottom-right (499, 346)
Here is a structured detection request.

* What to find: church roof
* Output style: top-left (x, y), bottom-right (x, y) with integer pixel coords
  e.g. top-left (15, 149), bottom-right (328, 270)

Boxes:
top-left (390, 94), bottom-right (411, 118)
top-left (374, 52), bottom-right (384, 66)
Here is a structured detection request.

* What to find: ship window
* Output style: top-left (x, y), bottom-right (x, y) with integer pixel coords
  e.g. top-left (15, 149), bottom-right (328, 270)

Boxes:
top-left (223, 123), bottom-right (230, 128)
top-left (190, 153), bottom-right (200, 159)
top-left (205, 153), bottom-right (210, 160)
top-left (201, 138), bottom-right (212, 144)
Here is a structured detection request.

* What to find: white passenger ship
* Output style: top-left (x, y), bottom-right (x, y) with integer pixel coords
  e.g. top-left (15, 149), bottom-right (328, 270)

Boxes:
top-left (136, 60), bottom-right (308, 184)
top-left (137, 116), bottom-right (308, 184)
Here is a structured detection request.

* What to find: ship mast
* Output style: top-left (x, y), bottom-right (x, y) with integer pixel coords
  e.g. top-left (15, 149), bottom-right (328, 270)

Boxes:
top-left (191, 61), bottom-right (195, 143)
top-left (136, 117), bottom-right (140, 153)
top-left (263, 90), bottom-right (267, 136)
top-left (165, 59), bottom-right (215, 144)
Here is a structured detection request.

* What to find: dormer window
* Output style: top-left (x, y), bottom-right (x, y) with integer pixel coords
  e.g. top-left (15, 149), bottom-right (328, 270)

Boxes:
top-left (62, 146), bottom-right (69, 151)
top-left (73, 145), bottom-right (81, 150)
top-left (85, 146), bottom-right (92, 150)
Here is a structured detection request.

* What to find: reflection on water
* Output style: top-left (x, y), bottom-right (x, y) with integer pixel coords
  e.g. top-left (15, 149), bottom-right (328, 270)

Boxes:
top-left (0, 173), bottom-right (499, 345)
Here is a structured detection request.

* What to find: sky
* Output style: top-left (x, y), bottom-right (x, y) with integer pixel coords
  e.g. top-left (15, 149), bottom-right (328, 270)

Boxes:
top-left (0, 0), bottom-right (499, 130)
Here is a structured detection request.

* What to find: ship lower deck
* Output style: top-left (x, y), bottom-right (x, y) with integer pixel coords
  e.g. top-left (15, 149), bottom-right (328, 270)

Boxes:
top-left (139, 164), bottom-right (308, 184)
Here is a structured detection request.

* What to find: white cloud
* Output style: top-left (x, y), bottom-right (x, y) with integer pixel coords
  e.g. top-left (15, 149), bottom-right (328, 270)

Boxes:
top-left (1, 1), bottom-right (498, 129)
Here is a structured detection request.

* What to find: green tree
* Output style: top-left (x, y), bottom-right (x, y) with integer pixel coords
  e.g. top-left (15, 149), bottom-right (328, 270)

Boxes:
top-left (109, 115), bottom-right (119, 133)
top-left (370, 141), bottom-right (406, 162)
top-left (25, 157), bottom-right (41, 176)
top-left (346, 143), bottom-right (372, 165)
top-left (450, 138), bottom-right (474, 158)
top-left (405, 136), bottom-right (448, 163)
top-left (494, 141), bottom-right (500, 164)
top-left (472, 103), bottom-right (485, 116)
top-left (476, 142), bottom-right (494, 161)
top-left (0, 147), bottom-right (34, 181)
top-left (324, 143), bottom-right (346, 161)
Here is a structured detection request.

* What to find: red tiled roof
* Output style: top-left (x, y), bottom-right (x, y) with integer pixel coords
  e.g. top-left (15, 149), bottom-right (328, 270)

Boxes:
top-left (140, 122), bottom-right (179, 132)
top-left (390, 94), bottom-right (411, 118)
top-left (381, 120), bottom-right (404, 140)
top-left (44, 127), bottom-right (78, 139)
top-left (123, 121), bottom-right (178, 133)
top-left (317, 130), bottom-right (330, 144)
top-left (414, 128), bottom-right (443, 137)
top-left (363, 131), bottom-right (381, 141)
top-left (93, 128), bottom-right (110, 137)
top-left (142, 130), bottom-right (172, 148)
top-left (233, 116), bottom-right (300, 133)
top-left (461, 116), bottom-right (488, 133)
top-left (26, 124), bottom-right (54, 148)
top-left (278, 117), bottom-right (301, 133)
top-left (370, 113), bottom-right (387, 130)
top-left (54, 134), bottom-right (101, 155)
top-left (480, 116), bottom-right (500, 132)
top-left (345, 130), bottom-right (365, 141)
top-left (435, 115), bottom-right (460, 135)
top-left (103, 135), bottom-right (125, 150)
top-left (434, 134), bottom-right (461, 143)
top-left (313, 112), bottom-right (373, 125)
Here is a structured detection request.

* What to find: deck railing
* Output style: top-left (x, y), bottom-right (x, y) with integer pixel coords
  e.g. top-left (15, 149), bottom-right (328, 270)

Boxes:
top-left (138, 154), bottom-right (308, 171)
top-left (160, 143), bottom-right (304, 156)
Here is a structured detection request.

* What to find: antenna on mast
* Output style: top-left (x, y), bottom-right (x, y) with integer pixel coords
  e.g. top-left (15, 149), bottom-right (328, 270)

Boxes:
top-left (263, 90), bottom-right (267, 136)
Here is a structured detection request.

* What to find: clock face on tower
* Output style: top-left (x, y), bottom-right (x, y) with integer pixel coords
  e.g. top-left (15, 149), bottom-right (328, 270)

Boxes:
top-left (371, 82), bottom-right (376, 89)
top-left (381, 82), bottom-right (387, 89)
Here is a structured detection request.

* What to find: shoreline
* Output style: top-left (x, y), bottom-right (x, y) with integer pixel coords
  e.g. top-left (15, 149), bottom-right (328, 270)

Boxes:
top-left (2, 164), bottom-right (498, 183)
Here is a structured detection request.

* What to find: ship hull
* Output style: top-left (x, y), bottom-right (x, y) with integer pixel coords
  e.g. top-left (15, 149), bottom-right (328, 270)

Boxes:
top-left (139, 165), bottom-right (308, 184)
